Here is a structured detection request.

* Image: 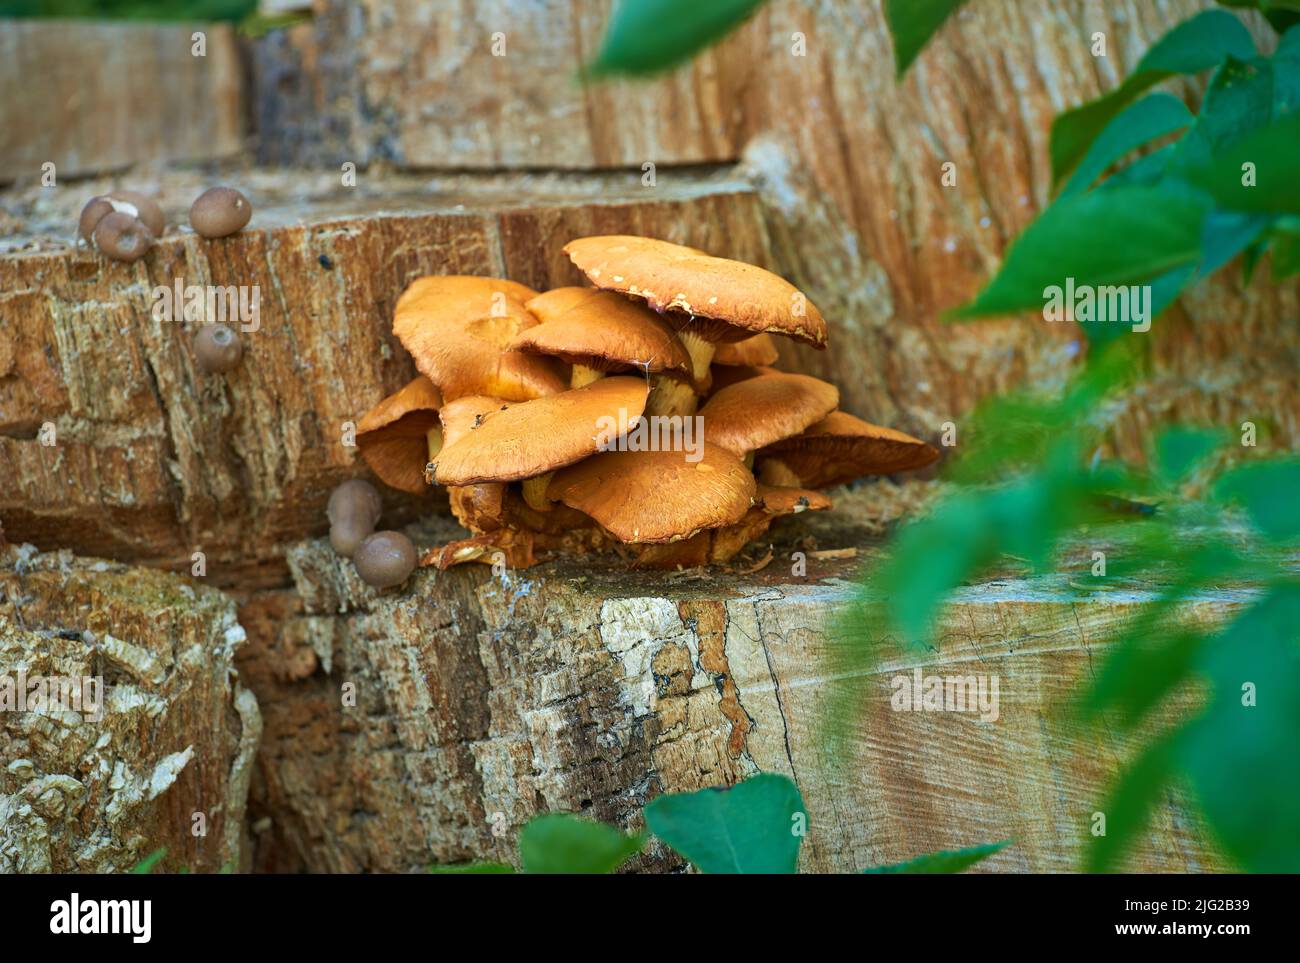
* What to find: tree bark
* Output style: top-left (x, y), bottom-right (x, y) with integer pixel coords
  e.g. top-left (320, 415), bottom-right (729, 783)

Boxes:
top-left (0, 545), bottom-right (258, 873)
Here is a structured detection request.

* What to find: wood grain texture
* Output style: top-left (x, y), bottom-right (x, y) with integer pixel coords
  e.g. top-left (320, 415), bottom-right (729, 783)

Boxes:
top-left (0, 544), bottom-right (258, 873)
top-left (0, 21), bottom-right (244, 183)
top-left (0, 170), bottom-right (767, 583)
top-left (237, 490), bottom-right (1229, 874)
top-left (248, 0), bottom-right (1300, 455)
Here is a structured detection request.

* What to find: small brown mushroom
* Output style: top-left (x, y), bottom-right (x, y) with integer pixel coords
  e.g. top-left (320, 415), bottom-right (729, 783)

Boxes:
top-left (108, 190), bottom-right (166, 237)
top-left (193, 323), bottom-right (243, 373)
top-left (757, 410), bottom-right (940, 487)
top-left (78, 196), bottom-right (114, 244)
top-left (356, 376), bottom-right (444, 495)
top-left (190, 186), bottom-right (252, 238)
top-left (353, 530), bottom-right (417, 588)
top-left (327, 479), bottom-right (384, 557)
top-left (92, 211), bottom-right (153, 263)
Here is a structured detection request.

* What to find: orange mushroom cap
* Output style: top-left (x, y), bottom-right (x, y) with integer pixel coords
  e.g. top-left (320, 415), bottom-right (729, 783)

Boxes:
top-left (713, 333), bottom-right (779, 367)
top-left (393, 276), bottom-right (568, 402)
top-left (511, 289), bottom-right (692, 377)
top-left (433, 376), bottom-right (649, 486)
top-left (700, 372), bottom-right (839, 456)
top-left (356, 376), bottom-right (443, 495)
top-left (563, 236), bottom-right (828, 347)
top-left (759, 411), bottom-right (940, 487)
top-left (546, 443), bottom-right (756, 544)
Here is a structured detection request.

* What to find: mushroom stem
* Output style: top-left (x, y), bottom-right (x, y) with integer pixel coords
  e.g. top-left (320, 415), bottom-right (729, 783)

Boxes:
top-left (742, 451), bottom-right (755, 470)
top-left (521, 473), bottom-right (555, 512)
top-left (677, 329), bottom-right (717, 385)
top-left (758, 458), bottom-right (803, 488)
top-left (426, 427), bottom-right (443, 463)
top-left (570, 364), bottom-right (606, 388)
top-left (645, 376), bottom-right (698, 417)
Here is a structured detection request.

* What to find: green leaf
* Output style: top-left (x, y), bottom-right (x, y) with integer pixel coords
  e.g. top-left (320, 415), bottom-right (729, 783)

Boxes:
top-left (1084, 629), bottom-right (1205, 728)
top-left (863, 841), bottom-right (1011, 873)
top-left (429, 862), bottom-right (516, 874)
top-left (1272, 227), bottom-right (1300, 278)
top-left (1050, 10), bottom-right (1256, 185)
top-left (1198, 210), bottom-right (1272, 277)
top-left (130, 847), bottom-right (167, 874)
top-left (644, 773), bottom-right (807, 873)
top-left (1180, 585), bottom-right (1300, 871)
top-left (884, 0), bottom-right (970, 77)
top-left (1058, 94), bottom-right (1193, 199)
top-left (1155, 426), bottom-right (1224, 484)
top-left (518, 815), bottom-right (644, 874)
top-left (1181, 113), bottom-right (1300, 214)
top-left (1214, 459), bottom-right (1300, 540)
top-left (952, 186), bottom-right (1209, 320)
top-left (1087, 729), bottom-right (1183, 872)
top-left (582, 0), bottom-right (769, 78)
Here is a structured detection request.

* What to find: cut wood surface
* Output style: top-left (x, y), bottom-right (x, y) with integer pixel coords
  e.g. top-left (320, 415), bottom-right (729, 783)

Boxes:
top-left (0, 544), bottom-right (258, 873)
top-left (237, 487), bottom-right (1229, 873)
top-left (0, 21), bottom-right (243, 183)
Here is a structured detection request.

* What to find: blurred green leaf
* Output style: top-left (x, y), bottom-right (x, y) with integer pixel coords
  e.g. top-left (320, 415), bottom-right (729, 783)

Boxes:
top-left (518, 815), bottom-right (643, 874)
top-left (1180, 585), bottom-right (1300, 872)
top-left (1051, 10), bottom-right (1256, 185)
top-left (644, 773), bottom-right (806, 873)
top-left (884, 0), bottom-right (970, 77)
top-left (130, 847), bottom-right (166, 874)
top-left (582, 0), bottom-right (768, 78)
top-left (1155, 426), bottom-right (1225, 484)
top-left (1215, 460), bottom-right (1300, 540)
top-left (1181, 113), bottom-right (1300, 214)
top-left (951, 186), bottom-right (1208, 320)
top-left (863, 840), bottom-right (1011, 873)
top-left (1085, 629), bottom-right (1205, 728)
top-left (1058, 94), bottom-right (1193, 199)
top-left (1087, 729), bottom-right (1183, 872)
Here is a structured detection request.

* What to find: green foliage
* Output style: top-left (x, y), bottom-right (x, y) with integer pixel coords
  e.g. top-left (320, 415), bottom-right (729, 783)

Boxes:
top-left (863, 841), bottom-right (1010, 874)
top-left (130, 847), bottom-right (166, 874)
top-left (949, 185), bottom-right (1209, 320)
top-left (1049, 10), bottom-right (1257, 186)
top-left (519, 815), bottom-right (645, 874)
top-left (1057, 94), bottom-right (1193, 200)
top-left (883, 0), bottom-right (970, 76)
top-left (582, 0), bottom-right (769, 79)
top-left (643, 772), bottom-right (807, 873)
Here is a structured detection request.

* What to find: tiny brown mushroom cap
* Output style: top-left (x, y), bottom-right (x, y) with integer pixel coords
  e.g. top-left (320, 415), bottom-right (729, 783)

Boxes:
top-left (108, 190), bottom-right (166, 237)
top-left (190, 186), bottom-right (252, 238)
top-left (433, 376), bottom-right (648, 486)
top-left (353, 531), bottom-right (417, 588)
top-left (356, 376), bottom-right (444, 495)
top-left (547, 444), bottom-right (756, 544)
top-left (759, 411), bottom-right (940, 488)
top-left (92, 210), bottom-right (153, 263)
top-left (78, 197), bottom-right (114, 242)
top-left (509, 289), bottom-right (691, 377)
top-left (393, 276), bottom-right (567, 402)
top-left (713, 333), bottom-right (779, 367)
top-left (563, 236), bottom-right (828, 347)
top-left (193, 323), bottom-right (243, 373)
top-left (700, 372), bottom-right (839, 457)
top-left (327, 479), bottom-right (384, 556)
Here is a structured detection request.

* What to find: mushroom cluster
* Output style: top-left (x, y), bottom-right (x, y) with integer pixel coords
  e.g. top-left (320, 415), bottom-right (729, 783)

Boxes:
top-left (355, 236), bottom-right (938, 570)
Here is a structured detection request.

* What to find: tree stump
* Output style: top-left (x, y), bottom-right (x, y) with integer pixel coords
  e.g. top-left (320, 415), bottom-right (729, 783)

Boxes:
top-left (0, 544), bottom-right (258, 873)
top-left (238, 488), bottom-right (1229, 873)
